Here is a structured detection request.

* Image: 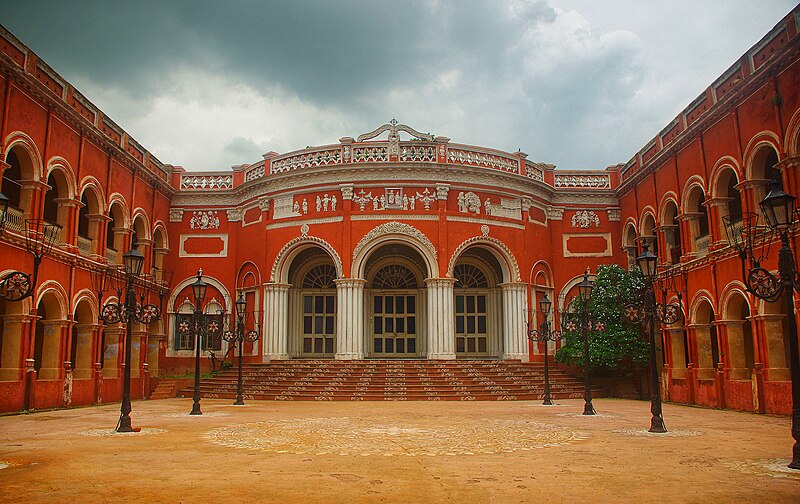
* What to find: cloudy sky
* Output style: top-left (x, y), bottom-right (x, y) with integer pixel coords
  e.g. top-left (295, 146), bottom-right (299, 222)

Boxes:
top-left (1, 1), bottom-right (796, 171)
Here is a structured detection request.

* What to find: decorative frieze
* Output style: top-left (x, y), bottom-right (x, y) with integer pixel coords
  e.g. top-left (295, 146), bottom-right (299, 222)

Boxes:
top-left (189, 210), bottom-right (221, 230)
top-left (607, 208), bottom-right (622, 222)
top-left (571, 210), bottom-right (600, 228)
top-left (339, 184), bottom-right (354, 200)
top-left (226, 208), bottom-right (243, 222)
top-left (547, 207), bottom-right (565, 221)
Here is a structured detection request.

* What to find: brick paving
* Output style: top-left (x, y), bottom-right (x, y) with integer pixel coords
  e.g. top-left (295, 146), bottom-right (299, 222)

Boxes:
top-left (0, 398), bottom-right (798, 503)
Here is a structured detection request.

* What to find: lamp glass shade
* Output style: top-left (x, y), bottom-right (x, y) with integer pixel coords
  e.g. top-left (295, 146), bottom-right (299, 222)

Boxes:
top-left (577, 272), bottom-right (593, 302)
top-left (122, 236), bottom-right (145, 277)
top-left (637, 242), bottom-right (657, 278)
top-left (0, 191), bottom-right (8, 230)
top-left (236, 292), bottom-right (247, 319)
top-left (539, 293), bottom-right (552, 319)
top-left (760, 184), bottom-right (796, 231)
top-left (191, 269), bottom-right (207, 306)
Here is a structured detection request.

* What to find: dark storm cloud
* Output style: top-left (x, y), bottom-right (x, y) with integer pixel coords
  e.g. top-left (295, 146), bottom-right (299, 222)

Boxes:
top-left (0, 1), bottom-right (796, 171)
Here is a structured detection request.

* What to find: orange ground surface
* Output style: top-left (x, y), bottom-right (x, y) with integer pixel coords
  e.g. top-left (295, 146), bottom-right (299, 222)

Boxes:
top-left (0, 398), bottom-right (798, 503)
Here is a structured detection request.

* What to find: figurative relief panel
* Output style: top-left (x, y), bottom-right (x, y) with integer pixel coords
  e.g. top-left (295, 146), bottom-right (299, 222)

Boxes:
top-left (351, 187), bottom-right (436, 211)
top-left (189, 211), bottom-right (221, 230)
top-left (457, 191), bottom-right (521, 220)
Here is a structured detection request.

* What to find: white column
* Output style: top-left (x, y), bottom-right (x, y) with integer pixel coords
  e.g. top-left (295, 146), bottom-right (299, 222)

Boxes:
top-left (263, 283), bottom-right (290, 360)
top-left (501, 282), bottom-right (529, 361)
top-left (426, 278), bottom-right (456, 359)
top-left (335, 278), bottom-right (366, 360)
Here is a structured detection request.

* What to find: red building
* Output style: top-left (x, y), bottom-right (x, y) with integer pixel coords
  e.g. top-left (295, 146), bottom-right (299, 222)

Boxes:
top-left (0, 7), bottom-right (799, 414)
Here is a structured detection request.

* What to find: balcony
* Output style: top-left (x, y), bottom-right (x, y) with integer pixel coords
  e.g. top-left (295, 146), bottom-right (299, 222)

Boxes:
top-left (77, 235), bottom-right (94, 256)
top-left (4, 207), bottom-right (25, 234)
top-left (696, 234), bottom-right (710, 255)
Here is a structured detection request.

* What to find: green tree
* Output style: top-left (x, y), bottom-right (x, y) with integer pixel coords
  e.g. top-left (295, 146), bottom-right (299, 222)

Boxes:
top-left (554, 264), bottom-right (649, 373)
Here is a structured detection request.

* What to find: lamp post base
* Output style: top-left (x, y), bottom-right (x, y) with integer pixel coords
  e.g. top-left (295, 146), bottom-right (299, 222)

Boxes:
top-left (542, 396), bottom-right (553, 406)
top-left (116, 415), bottom-right (134, 433)
top-left (583, 401), bottom-right (596, 415)
top-left (190, 402), bottom-right (202, 415)
top-left (649, 416), bottom-right (667, 433)
top-left (234, 396), bottom-right (245, 406)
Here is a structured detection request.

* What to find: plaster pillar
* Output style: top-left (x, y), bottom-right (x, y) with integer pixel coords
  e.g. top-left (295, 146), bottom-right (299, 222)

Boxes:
top-left (101, 326), bottom-right (123, 379)
top-left (263, 283), bottom-right (290, 360)
top-left (334, 278), bottom-right (366, 360)
top-left (0, 314), bottom-right (34, 381)
top-left (72, 323), bottom-right (96, 380)
top-left (37, 320), bottom-right (67, 381)
top-left (500, 282), bottom-right (529, 361)
top-left (426, 278), bottom-right (456, 360)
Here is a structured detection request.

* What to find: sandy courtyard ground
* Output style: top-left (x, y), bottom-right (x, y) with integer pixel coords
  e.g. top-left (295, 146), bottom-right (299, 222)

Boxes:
top-left (0, 397), bottom-right (798, 503)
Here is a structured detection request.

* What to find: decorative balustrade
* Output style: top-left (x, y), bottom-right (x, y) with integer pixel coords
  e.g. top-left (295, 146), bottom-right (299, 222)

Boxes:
top-left (525, 163), bottom-right (544, 181)
top-left (271, 148), bottom-right (342, 174)
top-left (399, 144), bottom-right (436, 162)
top-left (352, 145), bottom-right (388, 163)
top-left (180, 174), bottom-right (233, 190)
top-left (447, 147), bottom-right (518, 173)
top-left (4, 207), bottom-right (25, 234)
top-left (554, 172), bottom-right (610, 189)
top-left (244, 165), bottom-right (265, 182)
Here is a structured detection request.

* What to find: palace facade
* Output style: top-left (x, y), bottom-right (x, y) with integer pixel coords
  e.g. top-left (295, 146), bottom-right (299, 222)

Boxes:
top-left (1, 7), bottom-right (799, 414)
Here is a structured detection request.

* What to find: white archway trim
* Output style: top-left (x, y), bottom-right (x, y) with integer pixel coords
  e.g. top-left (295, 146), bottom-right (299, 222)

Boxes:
top-left (556, 272), bottom-right (596, 313)
top-left (688, 289), bottom-right (716, 322)
top-left (35, 280), bottom-right (69, 319)
top-left (447, 236), bottom-right (521, 282)
top-left (71, 289), bottom-right (99, 322)
top-left (784, 108), bottom-right (800, 156)
top-left (4, 131), bottom-right (43, 181)
top-left (167, 273), bottom-right (233, 315)
top-left (743, 131), bottom-right (781, 179)
top-left (351, 221), bottom-right (438, 279)
top-left (271, 235), bottom-right (343, 283)
top-left (45, 156), bottom-right (77, 200)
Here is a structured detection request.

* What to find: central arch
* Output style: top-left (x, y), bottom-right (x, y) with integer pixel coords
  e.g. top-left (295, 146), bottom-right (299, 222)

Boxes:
top-left (363, 244), bottom-right (429, 358)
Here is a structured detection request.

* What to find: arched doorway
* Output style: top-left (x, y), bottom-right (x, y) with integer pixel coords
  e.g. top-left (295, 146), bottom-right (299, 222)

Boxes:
top-left (452, 251), bottom-right (503, 357)
top-left (364, 244), bottom-right (427, 358)
top-left (287, 248), bottom-right (338, 358)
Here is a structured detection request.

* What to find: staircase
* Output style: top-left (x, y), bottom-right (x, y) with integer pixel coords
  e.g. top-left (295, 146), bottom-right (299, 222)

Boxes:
top-left (150, 379), bottom-right (179, 400)
top-left (177, 360), bottom-right (606, 401)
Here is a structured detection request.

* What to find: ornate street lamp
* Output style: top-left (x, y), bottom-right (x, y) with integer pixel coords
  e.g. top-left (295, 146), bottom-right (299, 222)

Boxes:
top-left (190, 269), bottom-right (207, 415)
top-left (0, 218), bottom-right (61, 302)
top-left (623, 240), bottom-right (684, 434)
top-left (576, 270), bottom-right (596, 415)
top-left (723, 176), bottom-right (800, 470)
top-left (222, 291), bottom-right (260, 405)
top-left (96, 237), bottom-right (162, 432)
top-left (528, 293), bottom-right (561, 405)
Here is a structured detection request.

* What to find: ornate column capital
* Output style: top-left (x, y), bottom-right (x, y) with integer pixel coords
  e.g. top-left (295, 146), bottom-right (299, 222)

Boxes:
top-left (424, 277), bottom-right (456, 288)
top-left (334, 278), bottom-right (366, 288)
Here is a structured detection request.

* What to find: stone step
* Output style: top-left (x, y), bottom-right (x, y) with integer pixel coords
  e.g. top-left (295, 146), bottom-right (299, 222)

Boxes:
top-left (178, 359), bottom-right (603, 402)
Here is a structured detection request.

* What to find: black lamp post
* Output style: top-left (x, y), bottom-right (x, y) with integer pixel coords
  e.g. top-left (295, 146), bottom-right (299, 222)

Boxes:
top-left (117, 237), bottom-right (144, 432)
top-left (623, 241), bottom-right (684, 434)
top-left (190, 269), bottom-right (207, 415)
top-left (576, 270), bottom-right (596, 416)
top-left (723, 177), bottom-right (800, 470)
top-left (223, 291), bottom-right (260, 405)
top-left (528, 293), bottom-right (561, 405)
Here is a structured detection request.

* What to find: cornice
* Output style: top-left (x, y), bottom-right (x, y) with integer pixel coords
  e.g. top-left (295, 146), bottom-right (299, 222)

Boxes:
top-left (170, 162), bottom-right (616, 209)
top-left (0, 57), bottom-right (175, 196)
top-left (616, 40), bottom-right (800, 197)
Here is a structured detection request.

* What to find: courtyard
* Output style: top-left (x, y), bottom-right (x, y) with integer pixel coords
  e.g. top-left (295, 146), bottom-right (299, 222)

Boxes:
top-left (0, 398), bottom-right (797, 503)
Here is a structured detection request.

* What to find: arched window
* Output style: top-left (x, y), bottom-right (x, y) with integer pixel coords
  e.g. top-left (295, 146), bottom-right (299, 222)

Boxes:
top-left (371, 265), bottom-right (418, 289)
top-left (302, 264), bottom-right (336, 288)
top-left (454, 264), bottom-right (489, 289)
